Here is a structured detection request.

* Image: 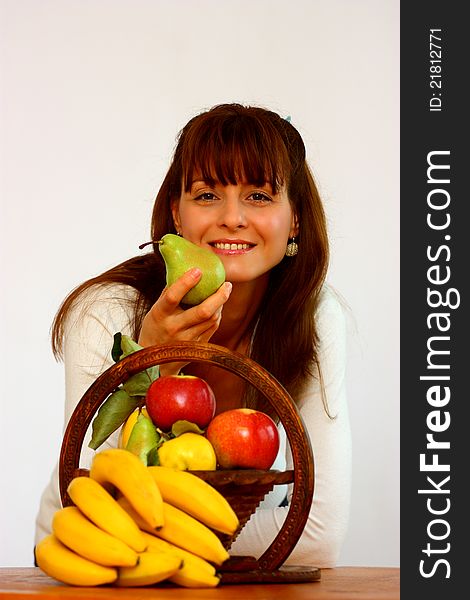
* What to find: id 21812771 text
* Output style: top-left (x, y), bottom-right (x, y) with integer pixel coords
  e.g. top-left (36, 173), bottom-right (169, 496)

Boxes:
top-left (429, 29), bottom-right (443, 112)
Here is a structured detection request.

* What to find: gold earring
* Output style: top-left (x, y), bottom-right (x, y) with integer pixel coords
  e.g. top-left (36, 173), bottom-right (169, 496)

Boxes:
top-left (285, 237), bottom-right (298, 257)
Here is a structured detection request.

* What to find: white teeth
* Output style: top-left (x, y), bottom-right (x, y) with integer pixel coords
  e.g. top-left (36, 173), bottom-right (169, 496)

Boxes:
top-left (214, 243), bottom-right (250, 250)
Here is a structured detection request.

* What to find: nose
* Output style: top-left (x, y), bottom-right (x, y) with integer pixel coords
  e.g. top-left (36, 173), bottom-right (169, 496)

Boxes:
top-left (217, 194), bottom-right (247, 230)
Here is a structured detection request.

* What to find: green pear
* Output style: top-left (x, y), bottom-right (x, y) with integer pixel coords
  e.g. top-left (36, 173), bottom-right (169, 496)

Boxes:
top-left (158, 234), bottom-right (226, 306)
top-left (125, 413), bottom-right (160, 466)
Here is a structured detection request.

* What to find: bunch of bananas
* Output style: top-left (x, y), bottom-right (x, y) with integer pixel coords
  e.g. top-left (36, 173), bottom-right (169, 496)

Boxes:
top-left (35, 448), bottom-right (239, 587)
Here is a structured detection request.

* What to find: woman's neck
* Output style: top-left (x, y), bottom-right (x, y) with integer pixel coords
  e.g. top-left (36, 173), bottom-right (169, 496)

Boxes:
top-left (211, 275), bottom-right (268, 353)
top-left (182, 276), bottom-right (269, 413)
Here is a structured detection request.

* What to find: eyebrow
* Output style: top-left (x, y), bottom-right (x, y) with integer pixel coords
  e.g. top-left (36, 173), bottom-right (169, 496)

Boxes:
top-left (188, 182), bottom-right (279, 201)
top-left (190, 179), bottom-right (274, 189)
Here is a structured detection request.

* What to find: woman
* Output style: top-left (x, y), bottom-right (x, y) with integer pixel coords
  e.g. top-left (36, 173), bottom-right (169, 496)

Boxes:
top-left (35, 103), bottom-right (351, 567)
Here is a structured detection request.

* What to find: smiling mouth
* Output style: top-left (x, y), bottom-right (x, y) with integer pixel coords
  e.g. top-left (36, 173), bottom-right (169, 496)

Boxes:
top-left (212, 242), bottom-right (254, 251)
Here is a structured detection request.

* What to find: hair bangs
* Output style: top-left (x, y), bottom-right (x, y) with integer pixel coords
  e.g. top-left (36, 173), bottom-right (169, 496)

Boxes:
top-left (181, 112), bottom-right (289, 193)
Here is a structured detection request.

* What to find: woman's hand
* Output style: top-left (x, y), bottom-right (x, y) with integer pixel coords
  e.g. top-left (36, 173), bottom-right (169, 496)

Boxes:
top-left (138, 268), bottom-right (232, 375)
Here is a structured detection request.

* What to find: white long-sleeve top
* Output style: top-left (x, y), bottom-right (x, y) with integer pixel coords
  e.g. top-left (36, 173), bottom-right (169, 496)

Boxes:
top-left (35, 283), bottom-right (351, 568)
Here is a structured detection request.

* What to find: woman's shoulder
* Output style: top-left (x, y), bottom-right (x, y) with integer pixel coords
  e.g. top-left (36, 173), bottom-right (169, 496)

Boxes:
top-left (316, 284), bottom-right (349, 325)
top-left (65, 282), bottom-right (139, 327)
top-left (313, 284), bottom-right (352, 357)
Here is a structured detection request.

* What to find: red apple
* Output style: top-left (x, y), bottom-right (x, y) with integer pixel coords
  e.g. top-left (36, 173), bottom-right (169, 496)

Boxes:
top-left (145, 375), bottom-right (216, 431)
top-left (206, 408), bottom-right (279, 469)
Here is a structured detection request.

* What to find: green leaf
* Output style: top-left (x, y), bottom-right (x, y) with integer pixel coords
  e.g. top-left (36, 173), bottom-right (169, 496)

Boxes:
top-left (171, 420), bottom-right (205, 437)
top-left (112, 333), bottom-right (142, 362)
top-left (88, 388), bottom-right (140, 450)
top-left (122, 366), bottom-right (159, 396)
top-left (113, 333), bottom-right (159, 396)
top-left (120, 334), bottom-right (144, 358)
top-left (111, 332), bottom-right (123, 362)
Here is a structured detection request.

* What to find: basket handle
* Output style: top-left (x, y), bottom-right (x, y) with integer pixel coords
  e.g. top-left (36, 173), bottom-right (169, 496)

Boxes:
top-left (59, 341), bottom-right (314, 570)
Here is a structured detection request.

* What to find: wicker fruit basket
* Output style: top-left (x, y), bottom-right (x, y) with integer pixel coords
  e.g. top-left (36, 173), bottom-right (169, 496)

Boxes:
top-left (59, 341), bottom-right (319, 584)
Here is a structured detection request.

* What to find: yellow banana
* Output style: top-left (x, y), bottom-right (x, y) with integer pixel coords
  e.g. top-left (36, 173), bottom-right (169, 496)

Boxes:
top-left (158, 502), bottom-right (230, 565)
top-left (138, 532), bottom-right (220, 588)
top-left (52, 506), bottom-right (138, 567)
top-left (67, 476), bottom-right (147, 552)
top-left (89, 448), bottom-right (164, 529)
top-left (115, 550), bottom-right (182, 587)
top-left (35, 534), bottom-right (117, 586)
top-left (169, 560), bottom-right (221, 588)
top-left (140, 530), bottom-right (216, 576)
top-left (147, 466), bottom-right (239, 535)
top-left (117, 496), bottom-right (229, 566)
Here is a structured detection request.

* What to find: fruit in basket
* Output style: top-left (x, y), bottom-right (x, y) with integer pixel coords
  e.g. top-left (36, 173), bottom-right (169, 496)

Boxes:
top-left (119, 407), bottom-right (150, 448)
top-left (146, 375), bottom-right (216, 431)
top-left (158, 233), bottom-right (225, 306)
top-left (206, 408), bottom-right (280, 469)
top-left (35, 534), bottom-right (118, 586)
top-left (124, 412), bottom-right (159, 466)
top-left (157, 432), bottom-right (217, 470)
top-left (89, 448), bottom-right (164, 529)
top-left (148, 466), bottom-right (239, 534)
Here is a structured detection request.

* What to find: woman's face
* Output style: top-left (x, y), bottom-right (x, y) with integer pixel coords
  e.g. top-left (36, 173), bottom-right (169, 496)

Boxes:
top-left (172, 179), bottom-right (298, 285)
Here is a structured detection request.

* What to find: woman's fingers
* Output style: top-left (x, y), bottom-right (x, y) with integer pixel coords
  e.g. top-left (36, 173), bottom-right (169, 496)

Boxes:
top-left (138, 278), bottom-right (231, 348)
top-left (183, 282), bottom-right (231, 328)
top-left (158, 268), bottom-right (202, 314)
top-left (178, 307), bottom-right (223, 340)
top-left (157, 312), bottom-right (221, 377)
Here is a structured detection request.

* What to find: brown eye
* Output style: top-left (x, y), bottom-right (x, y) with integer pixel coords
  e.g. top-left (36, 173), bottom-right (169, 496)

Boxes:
top-left (196, 192), bottom-right (216, 201)
top-left (249, 192), bottom-right (271, 203)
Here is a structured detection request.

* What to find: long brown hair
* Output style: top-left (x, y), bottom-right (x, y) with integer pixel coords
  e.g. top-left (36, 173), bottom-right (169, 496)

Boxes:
top-left (52, 103), bottom-right (329, 408)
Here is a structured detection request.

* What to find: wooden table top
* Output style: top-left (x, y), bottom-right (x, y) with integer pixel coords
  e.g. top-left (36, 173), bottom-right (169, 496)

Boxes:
top-left (0, 567), bottom-right (399, 599)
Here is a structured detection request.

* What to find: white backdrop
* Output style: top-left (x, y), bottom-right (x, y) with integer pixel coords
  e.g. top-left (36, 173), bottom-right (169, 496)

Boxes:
top-left (0, 0), bottom-right (399, 567)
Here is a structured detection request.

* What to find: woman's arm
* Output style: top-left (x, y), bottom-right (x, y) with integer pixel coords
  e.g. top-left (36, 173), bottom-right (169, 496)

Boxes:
top-left (228, 287), bottom-right (352, 568)
top-left (34, 284), bottom-right (137, 544)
